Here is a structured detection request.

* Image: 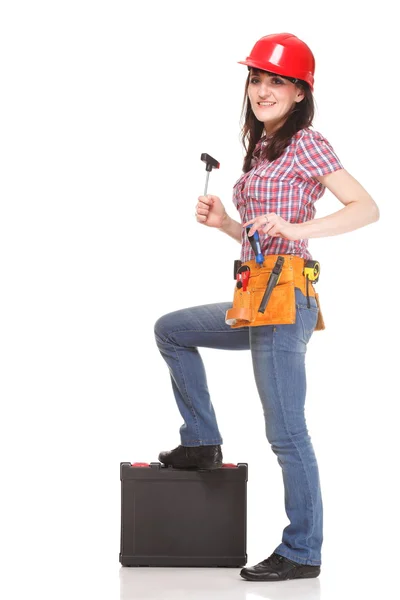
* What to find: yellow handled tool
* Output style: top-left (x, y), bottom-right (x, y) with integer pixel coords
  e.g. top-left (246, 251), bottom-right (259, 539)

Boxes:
top-left (303, 260), bottom-right (320, 307)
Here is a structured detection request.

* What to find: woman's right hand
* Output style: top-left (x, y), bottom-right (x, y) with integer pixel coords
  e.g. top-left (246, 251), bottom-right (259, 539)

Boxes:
top-left (195, 195), bottom-right (227, 229)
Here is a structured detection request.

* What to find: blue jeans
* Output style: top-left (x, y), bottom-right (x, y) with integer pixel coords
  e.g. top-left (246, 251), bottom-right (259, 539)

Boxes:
top-left (154, 287), bottom-right (322, 566)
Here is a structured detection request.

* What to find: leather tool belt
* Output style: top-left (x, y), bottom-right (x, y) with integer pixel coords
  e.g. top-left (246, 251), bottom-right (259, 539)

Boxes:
top-left (225, 254), bottom-right (325, 330)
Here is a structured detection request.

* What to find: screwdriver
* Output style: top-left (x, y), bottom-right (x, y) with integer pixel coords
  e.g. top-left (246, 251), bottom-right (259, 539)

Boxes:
top-left (246, 226), bottom-right (264, 266)
top-left (201, 153), bottom-right (220, 195)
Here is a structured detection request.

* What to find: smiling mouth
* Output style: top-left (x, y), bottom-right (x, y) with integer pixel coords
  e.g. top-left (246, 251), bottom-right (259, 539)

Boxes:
top-left (258, 102), bottom-right (276, 107)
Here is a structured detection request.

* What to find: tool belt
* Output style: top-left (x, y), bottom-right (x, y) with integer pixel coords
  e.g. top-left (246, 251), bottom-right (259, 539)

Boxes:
top-left (225, 254), bottom-right (325, 330)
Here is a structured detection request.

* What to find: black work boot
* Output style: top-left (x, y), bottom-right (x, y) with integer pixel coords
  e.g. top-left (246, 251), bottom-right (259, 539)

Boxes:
top-left (240, 552), bottom-right (321, 581)
top-left (158, 444), bottom-right (223, 470)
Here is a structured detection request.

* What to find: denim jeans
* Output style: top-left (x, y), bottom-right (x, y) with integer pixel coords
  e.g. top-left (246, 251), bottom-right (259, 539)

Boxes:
top-left (154, 287), bottom-right (322, 566)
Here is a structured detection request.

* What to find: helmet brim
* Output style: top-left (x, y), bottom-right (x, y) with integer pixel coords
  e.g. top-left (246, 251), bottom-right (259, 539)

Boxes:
top-left (238, 60), bottom-right (313, 91)
top-left (238, 59), bottom-right (290, 77)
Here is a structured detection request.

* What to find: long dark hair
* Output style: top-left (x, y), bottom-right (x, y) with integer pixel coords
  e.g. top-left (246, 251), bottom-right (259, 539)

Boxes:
top-left (241, 68), bottom-right (315, 172)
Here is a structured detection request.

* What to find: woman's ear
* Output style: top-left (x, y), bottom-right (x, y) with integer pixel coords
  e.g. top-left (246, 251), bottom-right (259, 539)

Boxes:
top-left (295, 90), bottom-right (305, 103)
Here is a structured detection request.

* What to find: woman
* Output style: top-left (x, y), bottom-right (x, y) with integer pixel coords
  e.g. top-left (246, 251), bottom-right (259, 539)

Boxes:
top-left (154, 33), bottom-right (379, 581)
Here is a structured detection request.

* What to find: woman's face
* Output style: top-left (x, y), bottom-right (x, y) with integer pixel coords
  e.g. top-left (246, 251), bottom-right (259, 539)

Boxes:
top-left (247, 68), bottom-right (305, 133)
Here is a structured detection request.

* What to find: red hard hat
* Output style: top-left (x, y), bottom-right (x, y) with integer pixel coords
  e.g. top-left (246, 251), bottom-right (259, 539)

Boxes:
top-left (238, 33), bottom-right (315, 91)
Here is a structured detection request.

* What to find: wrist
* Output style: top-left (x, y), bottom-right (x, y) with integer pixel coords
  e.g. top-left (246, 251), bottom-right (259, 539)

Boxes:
top-left (219, 211), bottom-right (230, 231)
top-left (292, 221), bottom-right (308, 240)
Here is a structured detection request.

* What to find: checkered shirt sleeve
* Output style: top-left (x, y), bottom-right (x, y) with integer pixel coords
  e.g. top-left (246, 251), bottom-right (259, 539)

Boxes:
top-left (294, 130), bottom-right (343, 179)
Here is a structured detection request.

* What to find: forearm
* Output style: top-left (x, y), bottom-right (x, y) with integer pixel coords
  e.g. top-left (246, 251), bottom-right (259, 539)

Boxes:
top-left (293, 199), bottom-right (380, 239)
top-left (219, 213), bottom-right (242, 243)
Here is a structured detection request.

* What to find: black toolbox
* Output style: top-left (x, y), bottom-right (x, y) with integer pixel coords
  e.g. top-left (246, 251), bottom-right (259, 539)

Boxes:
top-left (120, 461), bottom-right (248, 567)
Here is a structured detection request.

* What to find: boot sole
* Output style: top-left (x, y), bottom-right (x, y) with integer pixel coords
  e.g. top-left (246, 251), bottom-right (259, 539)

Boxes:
top-left (164, 461), bottom-right (223, 471)
top-left (240, 569), bottom-right (320, 581)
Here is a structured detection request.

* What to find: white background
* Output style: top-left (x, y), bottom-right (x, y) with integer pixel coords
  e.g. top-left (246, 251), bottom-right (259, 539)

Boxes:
top-left (0, 1), bottom-right (398, 598)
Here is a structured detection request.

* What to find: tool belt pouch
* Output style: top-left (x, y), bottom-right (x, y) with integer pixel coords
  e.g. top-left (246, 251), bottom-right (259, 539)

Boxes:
top-left (225, 256), bottom-right (296, 328)
top-left (225, 255), bottom-right (325, 330)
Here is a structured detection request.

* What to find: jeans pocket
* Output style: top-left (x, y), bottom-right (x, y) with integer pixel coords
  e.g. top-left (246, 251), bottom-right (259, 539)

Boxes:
top-left (297, 305), bottom-right (319, 343)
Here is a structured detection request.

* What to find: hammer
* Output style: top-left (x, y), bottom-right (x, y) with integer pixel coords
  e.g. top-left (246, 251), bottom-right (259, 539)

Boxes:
top-left (200, 153), bottom-right (220, 196)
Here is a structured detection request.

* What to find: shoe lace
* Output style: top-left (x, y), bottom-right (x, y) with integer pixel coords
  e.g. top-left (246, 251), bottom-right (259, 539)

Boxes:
top-left (263, 553), bottom-right (285, 567)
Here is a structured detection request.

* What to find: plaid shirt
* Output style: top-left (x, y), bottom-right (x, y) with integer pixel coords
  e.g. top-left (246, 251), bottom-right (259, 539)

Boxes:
top-left (232, 127), bottom-right (344, 262)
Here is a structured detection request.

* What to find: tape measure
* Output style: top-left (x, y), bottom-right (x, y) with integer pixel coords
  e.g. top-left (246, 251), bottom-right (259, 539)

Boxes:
top-left (303, 260), bottom-right (320, 283)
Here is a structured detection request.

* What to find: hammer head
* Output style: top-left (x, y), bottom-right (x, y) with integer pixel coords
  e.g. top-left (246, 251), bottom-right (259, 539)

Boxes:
top-left (201, 153), bottom-right (220, 172)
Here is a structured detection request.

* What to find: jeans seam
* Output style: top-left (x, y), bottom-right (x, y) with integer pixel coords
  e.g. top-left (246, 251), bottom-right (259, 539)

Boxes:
top-left (172, 345), bottom-right (201, 442)
top-left (180, 439), bottom-right (222, 445)
top-left (160, 328), bottom-right (247, 344)
top-left (297, 307), bottom-right (307, 340)
top-left (272, 328), bottom-right (315, 562)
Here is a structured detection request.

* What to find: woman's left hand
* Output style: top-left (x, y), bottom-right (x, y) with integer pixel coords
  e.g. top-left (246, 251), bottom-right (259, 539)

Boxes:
top-left (243, 213), bottom-right (301, 241)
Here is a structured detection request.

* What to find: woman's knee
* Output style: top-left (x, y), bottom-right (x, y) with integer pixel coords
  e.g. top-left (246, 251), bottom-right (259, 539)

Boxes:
top-left (265, 421), bottom-right (310, 450)
top-left (154, 308), bottom-right (189, 344)
top-left (154, 312), bottom-right (174, 344)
